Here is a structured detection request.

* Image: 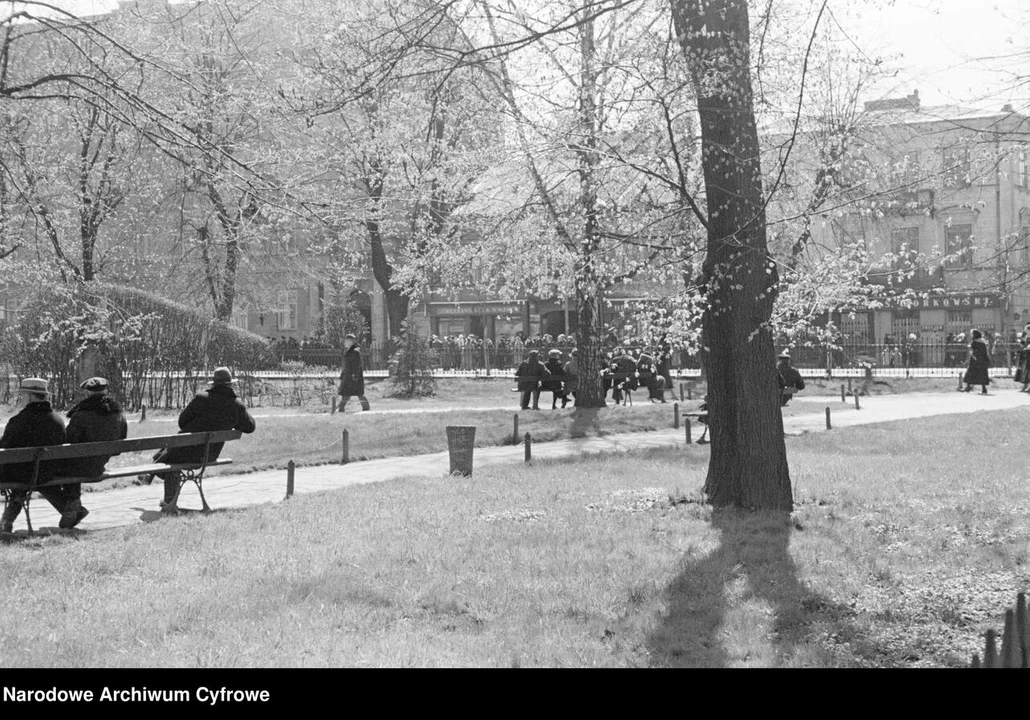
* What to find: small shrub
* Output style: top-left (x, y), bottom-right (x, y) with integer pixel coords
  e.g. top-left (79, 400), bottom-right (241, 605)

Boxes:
top-left (384, 320), bottom-right (436, 398)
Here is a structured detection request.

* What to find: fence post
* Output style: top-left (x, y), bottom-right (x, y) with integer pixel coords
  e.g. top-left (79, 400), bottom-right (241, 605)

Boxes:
top-left (140, 404), bottom-right (146, 423)
top-left (854, 392), bottom-right (860, 410)
top-left (841, 384), bottom-right (846, 402)
top-left (957, 373), bottom-right (963, 391)
top-left (686, 383), bottom-right (692, 400)
top-left (1002, 608), bottom-right (1019, 668)
top-left (331, 396), bottom-right (337, 415)
top-left (673, 402), bottom-right (679, 429)
top-left (825, 407), bottom-right (831, 430)
top-left (1017, 593), bottom-right (1028, 668)
top-left (342, 429), bottom-right (349, 464)
top-left (679, 383), bottom-right (684, 402)
top-left (286, 460), bottom-right (295, 499)
top-left (513, 413), bottom-right (519, 445)
top-left (524, 432), bottom-right (531, 462)
top-left (685, 418), bottom-right (691, 444)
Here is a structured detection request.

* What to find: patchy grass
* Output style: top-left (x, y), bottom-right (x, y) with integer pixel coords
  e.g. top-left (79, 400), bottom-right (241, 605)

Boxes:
top-left (1, 407), bottom-right (1027, 667)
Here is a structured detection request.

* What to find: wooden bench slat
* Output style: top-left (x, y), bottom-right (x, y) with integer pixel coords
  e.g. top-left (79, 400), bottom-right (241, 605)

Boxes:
top-left (0, 430), bottom-right (243, 464)
top-left (0, 459), bottom-right (234, 490)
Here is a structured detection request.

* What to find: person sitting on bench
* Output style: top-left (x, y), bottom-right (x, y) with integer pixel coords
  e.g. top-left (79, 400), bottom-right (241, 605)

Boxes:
top-left (142, 367), bottom-right (256, 513)
top-left (58, 377), bottom-right (128, 529)
top-left (777, 351), bottom-right (805, 406)
top-left (0, 378), bottom-right (67, 532)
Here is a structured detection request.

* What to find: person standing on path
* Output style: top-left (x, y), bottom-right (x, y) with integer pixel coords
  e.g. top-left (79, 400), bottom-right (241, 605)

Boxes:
top-left (58, 377), bottom-right (128, 529)
top-left (542, 349), bottom-right (569, 409)
top-left (777, 351), bottom-right (806, 406)
top-left (0, 378), bottom-right (68, 532)
top-left (338, 333), bottom-right (370, 412)
top-left (963, 328), bottom-right (992, 394)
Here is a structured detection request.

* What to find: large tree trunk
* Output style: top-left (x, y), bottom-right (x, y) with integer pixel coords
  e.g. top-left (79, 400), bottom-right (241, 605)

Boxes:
top-left (672, 0), bottom-right (792, 511)
top-left (574, 288), bottom-right (606, 408)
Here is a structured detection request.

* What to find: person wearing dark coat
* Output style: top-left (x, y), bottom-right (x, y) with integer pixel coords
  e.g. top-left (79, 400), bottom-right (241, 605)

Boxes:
top-left (542, 349), bottom-right (568, 409)
top-left (637, 352), bottom-right (666, 403)
top-left (58, 377), bottom-right (129, 529)
top-left (515, 350), bottom-right (549, 410)
top-left (657, 334), bottom-right (674, 390)
top-left (1019, 329), bottom-right (1030, 393)
top-left (338, 334), bottom-right (370, 412)
top-left (777, 351), bottom-right (806, 406)
top-left (963, 329), bottom-right (992, 394)
top-left (610, 348), bottom-right (638, 405)
top-left (0, 378), bottom-right (67, 533)
top-left (563, 349), bottom-right (580, 406)
top-left (147, 367), bottom-right (257, 512)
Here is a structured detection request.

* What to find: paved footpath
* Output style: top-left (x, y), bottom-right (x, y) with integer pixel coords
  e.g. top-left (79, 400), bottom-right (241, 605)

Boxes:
top-left (8, 389), bottom-right (1029, 535)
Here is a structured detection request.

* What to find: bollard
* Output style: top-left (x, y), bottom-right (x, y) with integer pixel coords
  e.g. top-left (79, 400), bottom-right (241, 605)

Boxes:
top-left (286, 460), bottom-right (295, 499)
top-left (140, 404), bottom-right (146, 422)
top-left (679, 383), bottom-right (684, 402)
top-left (957, 374), bottom-right (963, 391)
top-left (685, 419), bottom-right (692, 444)
top-left (854, 392), bottom-right (860, 410)
top-left (841, 383), bottom-right (846, 402)
top-left (524, 432), bottom-right (531, 462)
top-left (331, 396), bottom-right (337, 415)
top-left (686, 383), bottom-right (693, 400)
top-left (847, 377), bottom-right (852, 393)
top-left (673, 402), bottom-right (680, 429)
top-left (825, 407), bottom-right (831, 430)
top-left (513, 413), bottom-right (519, 445)
top-left (342, 429), bottom-right (349, 464)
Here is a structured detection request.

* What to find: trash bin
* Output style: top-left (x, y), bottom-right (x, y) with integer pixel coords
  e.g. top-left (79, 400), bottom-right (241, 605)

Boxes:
top-left (446, 425), bottom-right (477, 476)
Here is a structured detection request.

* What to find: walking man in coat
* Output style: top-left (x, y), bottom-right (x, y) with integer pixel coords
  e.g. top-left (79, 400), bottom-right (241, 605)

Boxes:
top-left (338, 333), bottom-right (370, 412)
top-left (145, 367), bottom-right (257, 513)
top-left (0, 378), bottom-right (67, 532)
top-left (58, 377), bottom-right (128, 528)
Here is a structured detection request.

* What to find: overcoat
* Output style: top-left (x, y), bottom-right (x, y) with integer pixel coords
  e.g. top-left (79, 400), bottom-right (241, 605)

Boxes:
top-left (339, 345), bottom-right (365, 396)
top-left (963, 337), bottom-right (992, 386)
top-left (63, 395), bottom-right (129, 478)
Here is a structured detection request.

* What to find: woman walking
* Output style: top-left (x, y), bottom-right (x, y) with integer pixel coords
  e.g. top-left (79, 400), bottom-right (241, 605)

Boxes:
top-left (963, 329), bottom-right (991, 395)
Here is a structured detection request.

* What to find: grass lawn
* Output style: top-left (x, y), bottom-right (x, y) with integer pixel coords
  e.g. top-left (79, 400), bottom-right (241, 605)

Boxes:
top-left (1, 405), bottom-right (1026, 667)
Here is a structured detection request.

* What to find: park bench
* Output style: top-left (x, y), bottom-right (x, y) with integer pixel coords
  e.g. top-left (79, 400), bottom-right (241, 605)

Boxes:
top-left (0, 430), bottom-right (242, 533)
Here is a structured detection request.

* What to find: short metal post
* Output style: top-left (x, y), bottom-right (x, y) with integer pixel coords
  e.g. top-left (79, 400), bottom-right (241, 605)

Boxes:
top-left (524, 432), bottom-right (531, 462)
top-left (825, 407), bottom-right (831, 430)
top-left (679, 383), bottom-right (684, 401)
top-left (686, 383), bottom-right (692, 400)
top-left (342, 429), bottom-right (349, 464)
top-left (848, 377), bottom-right (852, 393)
top-left (331, 396), bottom-right (337, 414)
top-left (841, 383), bottom-right (846, 402)
top-left (513, 413), bottom-right (519, 444)
top-left (958, 374), bottom-right (963, 391)
top-left (286, 460), bottom-right (295, 499)
top-left (854, 392), bottom-right (860, 410)
top-left (140, 404), bottom-right (147, 422)
top-left (685, 419), bottom-right (692, 444)
top-left (673, 402), bottom-right (679, 429)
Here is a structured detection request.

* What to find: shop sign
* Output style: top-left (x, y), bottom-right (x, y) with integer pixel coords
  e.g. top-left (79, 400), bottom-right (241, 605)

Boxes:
top-left (887, 293), bottom-right (1000, 309)
top-left (431, 302), bottom-right (523, 317)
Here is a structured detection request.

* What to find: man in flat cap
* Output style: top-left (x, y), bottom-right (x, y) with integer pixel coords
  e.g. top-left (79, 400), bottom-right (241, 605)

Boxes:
top-left (0, 378), bottom-right (67, 532)
top-left (145, 366), bottom-right (256, 513)
top-left (59, 377), bottom-right (129, 528)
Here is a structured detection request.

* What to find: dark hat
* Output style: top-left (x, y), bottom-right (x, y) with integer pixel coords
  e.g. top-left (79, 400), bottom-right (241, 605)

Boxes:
top-left (548, 349), bottom-right (561, 358)
top-left (344, 333), bottom-right (357, 340)
top-left (17, 377), bottom-right (48, 394)
top-left (80, 377), bottom-right (109, 392)
top-left (211, 367), bottom-right (234, 385)
top-left (777, 350), bottom-right (791, 359)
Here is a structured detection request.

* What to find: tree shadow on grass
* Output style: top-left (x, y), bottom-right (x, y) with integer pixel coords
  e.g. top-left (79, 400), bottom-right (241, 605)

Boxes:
top-left (569, 407), bottom-right (603, 438)
top-left (646, 506), bottom-right (859, 667)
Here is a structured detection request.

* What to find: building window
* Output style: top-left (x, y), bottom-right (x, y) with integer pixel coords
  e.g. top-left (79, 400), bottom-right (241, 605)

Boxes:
top-left (943, 147), bottom-right (971, 188)
top-left (1020, 226), bottom-right (1030, 267)
top-left (1016, 149), bottom-right (1028, 189)
top-left (891, 227), bottom-right (920, 272)
top-left (889, 151), bottom-right (921, 188)
top-left (277, 291), bottom-right (297, 331)
top-left (947, 310), bottom-right (972, 334)
top-left (944, 223), bottom-right (974, 269)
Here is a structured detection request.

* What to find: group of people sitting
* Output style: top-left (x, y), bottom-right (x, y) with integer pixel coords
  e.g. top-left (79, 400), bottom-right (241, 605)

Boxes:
top-left (0, 366), bottom-right (256, 533)
top-left (513, 346), bottom-right (671, 410)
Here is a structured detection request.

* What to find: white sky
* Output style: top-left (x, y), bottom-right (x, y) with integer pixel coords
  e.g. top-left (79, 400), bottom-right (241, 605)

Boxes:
top-left (840, 0), bottom-right (1030, 110)
top-left (13, 0), bottom-right (1030, 111)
